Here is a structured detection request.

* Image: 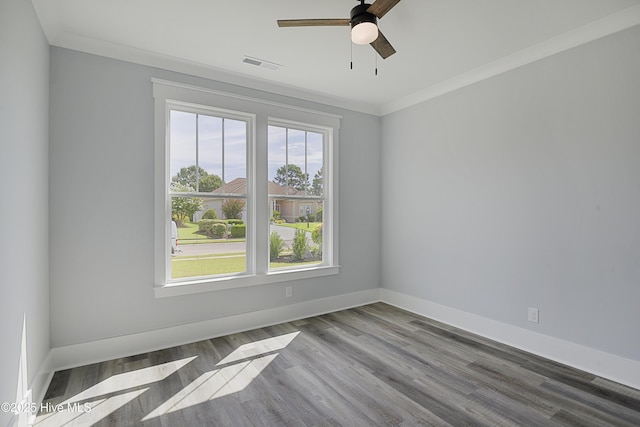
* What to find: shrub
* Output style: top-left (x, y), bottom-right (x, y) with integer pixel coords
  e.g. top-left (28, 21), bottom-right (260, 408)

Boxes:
top-left (227, 219), bottom-right (244, 225)
top-left (312, 224), bottom-right (322, 245)
top-left (291, 229), bottom-right (309, 261)
top-left (202, 209), bottom-right (218, 219)
top-left (271, 211), bottom-right (281, 222)
top-left (198, 219), bottom-right (215, 234)
top-left (314, 207), bottom-right (323, 222)
top-left (210, 223), bottom-right (227, 238)
top-left (198, 219), bottom-right (228, 238)
top-left (222, 199), bottom-right (245, 219)
top-left (270, 232), bottom-right (284, 261)
top-left (230, 224), bottom-right (246, 238)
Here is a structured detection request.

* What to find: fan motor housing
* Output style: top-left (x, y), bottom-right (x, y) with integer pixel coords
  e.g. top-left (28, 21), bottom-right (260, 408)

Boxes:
top-left (350, 3), bottom-right (377, 28)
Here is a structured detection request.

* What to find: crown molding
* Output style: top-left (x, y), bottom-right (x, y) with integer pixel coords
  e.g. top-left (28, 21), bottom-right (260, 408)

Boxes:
top-left (34, 2), bottom-right (640, 117)
top-left (380, 4), bottom-right (640, 115)
top-left (46, 31), bottom-right (383, 116)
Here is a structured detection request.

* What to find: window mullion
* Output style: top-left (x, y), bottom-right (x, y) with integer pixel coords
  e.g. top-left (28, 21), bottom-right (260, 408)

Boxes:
top-left (285, 128), bottom-right (289, 194)
top-left (254, 114), bottom-right (268, 276)
top-left (221, 117), bottom-right (225, 192)
top-left (195, 114), bottom-right (199, 192)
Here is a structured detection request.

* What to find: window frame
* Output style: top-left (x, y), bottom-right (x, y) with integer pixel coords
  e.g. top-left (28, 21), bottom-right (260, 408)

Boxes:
top-left (166, 103), bottom-right (254, 283)
top-left (153, 79), bottom-right (340, 297)
top-left (267, 118), bottom-right (333, 271)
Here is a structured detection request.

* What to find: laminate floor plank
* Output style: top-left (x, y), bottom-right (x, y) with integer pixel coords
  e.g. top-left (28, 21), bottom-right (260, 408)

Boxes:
top-left (540, 379), bottom-right (640, 426)
top-left (344, 365), bottom-right (455, 426)
top-left (36, 303), bottom-right (640, 426)
top-left (412, 371), bottom-right (520, 427)
top-left (465, 360), bottom-right (559, 417)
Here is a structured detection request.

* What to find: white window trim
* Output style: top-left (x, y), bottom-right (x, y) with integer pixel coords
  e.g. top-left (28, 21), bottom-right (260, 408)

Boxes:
top-left (153, 79), bottom-right (340, 298)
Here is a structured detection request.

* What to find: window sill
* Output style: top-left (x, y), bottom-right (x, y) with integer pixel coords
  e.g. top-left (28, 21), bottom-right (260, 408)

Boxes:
top-left (154, 265), bottom-right (340, 298)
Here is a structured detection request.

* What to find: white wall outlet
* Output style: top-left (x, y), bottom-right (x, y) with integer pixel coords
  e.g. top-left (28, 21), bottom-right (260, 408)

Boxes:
top-left (285, 286), bottom-right (292, 298)
top-left (528, 307), bottom-right (539, 323)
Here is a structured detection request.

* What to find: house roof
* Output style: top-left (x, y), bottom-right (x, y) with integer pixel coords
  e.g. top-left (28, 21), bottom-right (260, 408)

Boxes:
top-left (210, 178), bottom-right (301, 196)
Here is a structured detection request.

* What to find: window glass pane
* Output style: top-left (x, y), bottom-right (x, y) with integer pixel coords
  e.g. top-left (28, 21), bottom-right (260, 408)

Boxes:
top-left (224, 119), bottom-right (247, 193)
top-left (198, 115), bottom-right (223, 193)
top-left (170, 110), bottom-right (197, 191)
top-left (171, 197), bottom-right (246, 279)
top-left (169, 109), bottom-right (248, 281)
top-left (268, 125), bottom-right (323, 270)
top-left (287, 129), bottom-right (307, 193)
top-left (308, 132), bottom-right (323, 197)
top-left (268, 125), bottom-right (287, 193)
top-left (171, 199), bottom-right (247, 279)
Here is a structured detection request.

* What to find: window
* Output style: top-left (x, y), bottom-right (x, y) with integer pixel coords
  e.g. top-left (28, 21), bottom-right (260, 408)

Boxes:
top-left (268, 123), bottom-right (326, 270)
top-left (169, 108), bottom-right (249, 280)
top-left (153, 80), bottom-right (340, 296)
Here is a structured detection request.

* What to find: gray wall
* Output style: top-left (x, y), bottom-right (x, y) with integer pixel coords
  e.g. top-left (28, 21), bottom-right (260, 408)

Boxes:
top-left (381, 25), bottom-right (640, 361)
top-left (0, 0), bottom-right (50, 424)
top-left (49, 48), bottom-right (381, 347)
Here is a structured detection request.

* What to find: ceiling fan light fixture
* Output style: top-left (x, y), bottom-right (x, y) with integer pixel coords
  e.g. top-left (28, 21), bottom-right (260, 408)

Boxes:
top-left (351, 21), bottom-right (378, 44)
top-left (276, 0), bottom-right (398, 58)
top-left (350, 3), bottom-right (378, 45)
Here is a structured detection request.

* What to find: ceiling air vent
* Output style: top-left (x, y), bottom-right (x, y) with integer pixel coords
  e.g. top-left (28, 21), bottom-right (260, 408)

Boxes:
top-left (242, 56), bottom-right (282, 70)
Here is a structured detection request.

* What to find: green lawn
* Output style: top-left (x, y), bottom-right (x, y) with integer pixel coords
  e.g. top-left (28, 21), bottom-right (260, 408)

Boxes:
top-left (171, 253), bottom-right (321, 279)
top-left (171, 221), bottom-right (322, 279)
top-left (172, 254), bottom-right (245, 278)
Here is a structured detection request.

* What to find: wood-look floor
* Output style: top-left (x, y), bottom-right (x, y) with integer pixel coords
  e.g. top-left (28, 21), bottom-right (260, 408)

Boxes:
top-left (36, 303), bottom-right (640, 426)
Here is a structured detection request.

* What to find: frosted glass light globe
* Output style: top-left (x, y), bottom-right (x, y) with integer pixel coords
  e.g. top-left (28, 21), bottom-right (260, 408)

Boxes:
top-left (351, 22), bottom-right (378, 44)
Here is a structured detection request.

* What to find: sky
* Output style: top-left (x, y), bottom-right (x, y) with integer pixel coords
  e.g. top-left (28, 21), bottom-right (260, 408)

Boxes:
top-left (170, 109), bottom-right (323, 190)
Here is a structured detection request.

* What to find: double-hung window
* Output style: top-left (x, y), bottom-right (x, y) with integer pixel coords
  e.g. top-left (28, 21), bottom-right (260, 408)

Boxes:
top-left (168, 107), bottom-right (250, 279)
top-left (153, 80), bottom-right (340, 297)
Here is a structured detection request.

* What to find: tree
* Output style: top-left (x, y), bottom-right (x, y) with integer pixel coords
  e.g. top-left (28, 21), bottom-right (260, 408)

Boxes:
top-left (171, 165), bottom-right (222, 192)
top-left (199, 174), bottom-right (222, 192)
top-left (171, 183), bottom-right (203, 222)
top-left (222, 199), bottom-right (245, 219)
top-left (274, 164), bottom-right (309, 192)
top-left (311, 167), bottom-right (323, 196)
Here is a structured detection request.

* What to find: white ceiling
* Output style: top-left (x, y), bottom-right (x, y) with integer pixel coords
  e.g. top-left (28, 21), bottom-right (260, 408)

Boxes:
top-left (33, 0), bottom-right (640, 115)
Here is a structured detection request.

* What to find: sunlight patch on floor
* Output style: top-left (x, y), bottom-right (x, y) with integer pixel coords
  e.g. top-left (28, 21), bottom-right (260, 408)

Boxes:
top-left (35, 356), bottom-right (196, 426)
top-left (142, 331), bottom-right (300, 420)
top-left (36, 389), bottom-right (148, 426)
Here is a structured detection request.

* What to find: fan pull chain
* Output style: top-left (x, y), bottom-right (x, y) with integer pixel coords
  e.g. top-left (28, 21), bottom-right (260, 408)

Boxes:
top-left (375, 51), bottom-right (378, 76)
top-left (350, 41), bottom-right (353, 70)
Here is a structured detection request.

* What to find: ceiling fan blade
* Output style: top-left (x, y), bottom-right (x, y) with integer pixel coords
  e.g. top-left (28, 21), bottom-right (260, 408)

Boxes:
top-left (367, 0), bottom-right (401, 19)
top-left (277, 19), bottom-right (350, 27)
top-left (370, 30), bottom-right (396, 59)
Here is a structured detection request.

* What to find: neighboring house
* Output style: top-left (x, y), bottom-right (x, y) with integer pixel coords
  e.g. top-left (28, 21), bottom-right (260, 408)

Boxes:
top-left (193, 177), bottom-right (321, 223)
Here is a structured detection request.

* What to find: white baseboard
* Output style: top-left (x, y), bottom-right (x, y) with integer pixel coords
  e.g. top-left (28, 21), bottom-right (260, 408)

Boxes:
top-left (32, 285), bottom-right (639, 415)
top-left (381, 288), bottom-right (640, 390)
top-left (45, 288), bottom-right (381, 373)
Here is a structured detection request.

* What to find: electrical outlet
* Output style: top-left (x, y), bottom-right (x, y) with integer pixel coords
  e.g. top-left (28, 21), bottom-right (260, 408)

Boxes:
top-left (285, 286), bottom-right (292, 298)
top-left (528, 307), bottom-right (539, 323)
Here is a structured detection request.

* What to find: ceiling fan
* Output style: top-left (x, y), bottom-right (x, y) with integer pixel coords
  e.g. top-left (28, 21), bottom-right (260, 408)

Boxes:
top-left (277, 0), bottom-right (401, 59)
